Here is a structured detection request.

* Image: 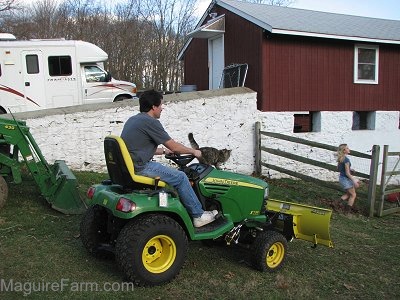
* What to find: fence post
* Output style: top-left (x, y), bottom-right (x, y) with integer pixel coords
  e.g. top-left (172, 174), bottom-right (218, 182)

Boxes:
top-left (255, 121), bottom-right (261, 176)
top-left (368, 145), bottom-right (380, 217)
top-left (377, 145), bottom-right (389, 217)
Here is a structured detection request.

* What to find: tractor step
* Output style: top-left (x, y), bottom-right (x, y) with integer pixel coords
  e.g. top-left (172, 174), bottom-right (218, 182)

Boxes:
top-left (194, 215), bottom-right (229, 234)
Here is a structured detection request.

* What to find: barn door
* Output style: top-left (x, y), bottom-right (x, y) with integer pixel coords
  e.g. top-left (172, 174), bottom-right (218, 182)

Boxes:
top-left (208, 35), bottom-right (224, 90)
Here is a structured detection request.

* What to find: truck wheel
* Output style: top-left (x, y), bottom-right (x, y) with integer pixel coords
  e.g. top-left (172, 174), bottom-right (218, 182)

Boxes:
top-left (0, 176), bottom-right (8, 210)
top-left (80, 205), bottom-right (113, 258)
top-left (251, 231), bottom-right (287, 272)
top-left (115, 214), bottom-right (188, 286)
top-left (114, 95), bottom-right (131, 102)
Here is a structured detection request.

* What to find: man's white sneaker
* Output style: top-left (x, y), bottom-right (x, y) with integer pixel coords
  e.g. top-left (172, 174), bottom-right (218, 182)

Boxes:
top-left (204, 210), bottom-right (218, 217)
top-left (193, 211), bottom-right (216, 227)
top-left (211, 210), bottom-right (218, 216)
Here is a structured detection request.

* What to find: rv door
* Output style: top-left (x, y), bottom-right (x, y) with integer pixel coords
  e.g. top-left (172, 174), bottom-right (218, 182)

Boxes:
top-left (22, 51), bottom-right (46, 111)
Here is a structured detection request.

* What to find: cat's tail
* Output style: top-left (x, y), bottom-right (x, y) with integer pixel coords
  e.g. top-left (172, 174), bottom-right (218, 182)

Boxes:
top-left (188, 133), bottom-right (199, 149)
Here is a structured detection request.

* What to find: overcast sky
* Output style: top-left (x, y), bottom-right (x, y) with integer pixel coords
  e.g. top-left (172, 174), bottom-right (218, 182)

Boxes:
top-left (196, 0), bottom-right (400, 20)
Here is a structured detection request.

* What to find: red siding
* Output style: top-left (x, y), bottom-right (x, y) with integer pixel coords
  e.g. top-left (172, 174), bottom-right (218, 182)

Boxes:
top-left (261, 35), bottom-right (400, 111)
top-left (184, 38), bottom-right (209, 90)
top-left (183, 7), bottom-right (263, 95)
top-left (183, 6), bottom-right (400, 112)
top-left (222, 9), bottom-right (263, 100)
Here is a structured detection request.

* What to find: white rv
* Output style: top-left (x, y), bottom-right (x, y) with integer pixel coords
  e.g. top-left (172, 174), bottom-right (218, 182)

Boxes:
top-left (0, 34), bottom-right (137, 113)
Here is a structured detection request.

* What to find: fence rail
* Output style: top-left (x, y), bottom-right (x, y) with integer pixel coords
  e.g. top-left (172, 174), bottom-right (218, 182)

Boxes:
top-left (255, 122), bottom-right (381, 217)
top-left (377, 146), bottom-right (400, 216)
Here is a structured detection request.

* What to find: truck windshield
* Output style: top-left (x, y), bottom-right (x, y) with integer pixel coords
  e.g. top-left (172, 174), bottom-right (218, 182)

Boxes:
top-left (84, 66), bottom-right (107, 82)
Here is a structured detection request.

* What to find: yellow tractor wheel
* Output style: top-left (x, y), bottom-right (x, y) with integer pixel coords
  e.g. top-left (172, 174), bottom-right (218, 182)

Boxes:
top-left (251, 231), bottom-right (288, 272)
top-left (116, 214), bottom-right (188, 286)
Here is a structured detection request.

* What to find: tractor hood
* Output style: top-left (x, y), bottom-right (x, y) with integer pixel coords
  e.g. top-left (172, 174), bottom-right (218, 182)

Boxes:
top-left (198, 169), bottom-right (268, 222)
top-left (202, 169), bottom-right (268, 190)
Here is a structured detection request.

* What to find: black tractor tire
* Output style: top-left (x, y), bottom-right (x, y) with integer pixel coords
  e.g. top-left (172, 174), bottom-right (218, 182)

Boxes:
top-left (115, 214), bottom-right (188, 286)
top-left (114, 95), bottom-right (131, 102)
top-left (251, 231), bottom-right (288, 272)
top-left (80, 205), bottom-right (113, 259)
top-left (0, 176), bottom-right (8, 210)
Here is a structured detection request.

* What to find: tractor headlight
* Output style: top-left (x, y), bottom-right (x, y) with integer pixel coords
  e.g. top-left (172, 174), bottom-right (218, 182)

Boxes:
top-left (264, 187), bottom-right (269, 199)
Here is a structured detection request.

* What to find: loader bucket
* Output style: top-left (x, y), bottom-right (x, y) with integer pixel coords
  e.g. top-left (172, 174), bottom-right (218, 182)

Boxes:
top-left (267, 198), bottom-right (333, 248)
top-left (48, 160), bottom-right (87, 214)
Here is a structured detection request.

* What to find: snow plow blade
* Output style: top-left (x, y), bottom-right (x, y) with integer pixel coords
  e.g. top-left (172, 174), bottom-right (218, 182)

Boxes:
top-left (267, 198), bottom-right (333, 248)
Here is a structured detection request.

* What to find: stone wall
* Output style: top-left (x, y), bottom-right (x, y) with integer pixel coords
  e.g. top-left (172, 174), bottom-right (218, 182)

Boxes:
top-left (8, 87), bottom-right (400, 183)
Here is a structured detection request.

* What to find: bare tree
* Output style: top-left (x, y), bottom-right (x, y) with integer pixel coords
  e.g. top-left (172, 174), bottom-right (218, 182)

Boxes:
top-left (0, 0), bottom-right (20, 12)
top-left (137, 0), bottom-right (197, 91)
top-left (104, 1), bottom-right (145, 86)
top-left (29, 0), bottom-right (60, 38)
top-left (2, 0), bottom-right (199, 91)
top-left (0, 0), bottom-right (21, 31)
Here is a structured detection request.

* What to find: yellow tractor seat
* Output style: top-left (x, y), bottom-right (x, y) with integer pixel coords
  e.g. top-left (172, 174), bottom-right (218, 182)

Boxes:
top-left (104, 135), bottom-right (166, 188)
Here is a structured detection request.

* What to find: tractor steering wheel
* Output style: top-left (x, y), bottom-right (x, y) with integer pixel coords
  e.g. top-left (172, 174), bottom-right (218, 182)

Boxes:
top-left (165, 153), bottom-right (195, 167)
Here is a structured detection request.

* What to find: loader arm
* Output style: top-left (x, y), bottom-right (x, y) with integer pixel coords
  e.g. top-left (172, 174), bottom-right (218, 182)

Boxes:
top-left (0, 116), bottom-right (85, 214)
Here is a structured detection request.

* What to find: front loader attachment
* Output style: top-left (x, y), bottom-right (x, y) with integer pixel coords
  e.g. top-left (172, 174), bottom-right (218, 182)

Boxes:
top-left (48, 160), bottom-right (86, 214)
top-left (267, 198), bottom-right (333, 248)
top-left (0, 116), bottom-right (86, 214)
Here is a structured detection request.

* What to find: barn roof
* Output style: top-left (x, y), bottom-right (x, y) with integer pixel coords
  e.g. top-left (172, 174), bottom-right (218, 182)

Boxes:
top-left (217, 0), bottom-right (400, 43)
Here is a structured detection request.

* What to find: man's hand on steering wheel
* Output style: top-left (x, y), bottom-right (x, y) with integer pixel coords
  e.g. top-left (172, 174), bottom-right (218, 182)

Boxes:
top-left (193, 149), bottom-right (202, 158)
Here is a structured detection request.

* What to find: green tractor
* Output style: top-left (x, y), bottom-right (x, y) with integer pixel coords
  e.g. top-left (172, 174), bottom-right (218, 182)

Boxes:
top-left (80, 135), bottom-right (333, 286)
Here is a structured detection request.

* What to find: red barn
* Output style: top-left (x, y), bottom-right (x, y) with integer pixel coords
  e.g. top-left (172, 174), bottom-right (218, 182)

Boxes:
top-left (178, 0), bottom-right (400, 116)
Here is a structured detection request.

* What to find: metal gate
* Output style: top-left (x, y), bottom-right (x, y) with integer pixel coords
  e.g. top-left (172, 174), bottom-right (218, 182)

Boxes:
top-left (377, 145), bottom-right (400, 216)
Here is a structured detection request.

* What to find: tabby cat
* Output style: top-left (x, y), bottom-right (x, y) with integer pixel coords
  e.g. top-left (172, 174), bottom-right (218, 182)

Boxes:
top-left (188, 133), bottom-right (231, 169)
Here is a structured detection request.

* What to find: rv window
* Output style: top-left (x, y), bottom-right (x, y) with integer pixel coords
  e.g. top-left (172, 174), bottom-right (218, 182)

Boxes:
top-left (26, 55), bottom-right (39, 74)
top-left (84, 66), bottom-right (107, 82)
top-left (48, 56), bottom-right (72, 76)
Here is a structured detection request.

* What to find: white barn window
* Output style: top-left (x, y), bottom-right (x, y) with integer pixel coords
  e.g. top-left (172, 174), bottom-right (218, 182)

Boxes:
top-left (354, 45), bottom-right (379, 84)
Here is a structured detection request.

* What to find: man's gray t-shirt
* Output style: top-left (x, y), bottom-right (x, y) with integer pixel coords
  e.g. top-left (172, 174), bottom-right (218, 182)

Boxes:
top-left (121, 112), bottom-right (171, 166)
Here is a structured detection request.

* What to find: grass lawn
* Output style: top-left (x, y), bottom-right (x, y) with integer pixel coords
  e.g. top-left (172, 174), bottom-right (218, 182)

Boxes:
top-left (0, 171), bottom-right (399, 299)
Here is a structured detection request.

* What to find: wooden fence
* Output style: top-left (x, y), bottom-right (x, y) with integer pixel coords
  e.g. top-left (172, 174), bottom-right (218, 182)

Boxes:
top-left (377, 145), bottom-right (400, 216)
top-left (254, 122), bottom-right (381, 217)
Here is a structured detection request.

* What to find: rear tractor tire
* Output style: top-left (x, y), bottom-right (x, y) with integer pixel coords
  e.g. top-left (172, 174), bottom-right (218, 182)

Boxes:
top-left (80, 205), bottom-right (113, 259)
top-left (0, 176), bottom-right (8, 210)
top-left (251, 231), bottom-right (288, 272)
top-left (115, 214), bottom-right (188, 286)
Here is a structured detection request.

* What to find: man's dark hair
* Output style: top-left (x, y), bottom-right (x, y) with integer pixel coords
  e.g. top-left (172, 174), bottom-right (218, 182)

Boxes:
top-left (139, 89), bottom-right (163, 112)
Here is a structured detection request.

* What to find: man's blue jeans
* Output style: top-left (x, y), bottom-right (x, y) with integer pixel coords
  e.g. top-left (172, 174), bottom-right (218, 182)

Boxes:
top-left (136, 161), bottom-right (204, 218)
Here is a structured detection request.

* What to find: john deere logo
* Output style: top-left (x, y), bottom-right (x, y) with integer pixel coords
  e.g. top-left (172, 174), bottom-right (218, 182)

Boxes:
top-left (204, 178), bottom-right (263, 189)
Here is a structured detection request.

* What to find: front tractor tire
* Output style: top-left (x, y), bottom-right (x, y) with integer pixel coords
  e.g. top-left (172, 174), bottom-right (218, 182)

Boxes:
top-left (115, 214), bottom-right (188, 286)
top-left (252, 231), bottom-right (288, 272)
top-left (80, 205), bottom-right (113, 258)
